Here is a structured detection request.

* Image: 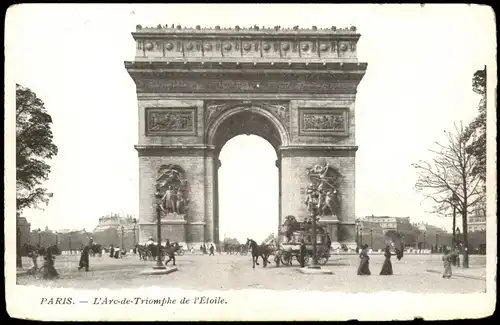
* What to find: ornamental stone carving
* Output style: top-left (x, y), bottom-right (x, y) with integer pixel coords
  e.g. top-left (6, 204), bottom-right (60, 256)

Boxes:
top-left (155, 164), bottom-right (189, 218)
top-left (205, 101), bottom-right (290, 133)
top-left (135, 76), bottom-right (361, 95)
top-left (305, 162), bottom-right (343, 219)
top-left (146, 108), bottom-right (197, 136)
top-left (298, 108), bottom-right (349, 136)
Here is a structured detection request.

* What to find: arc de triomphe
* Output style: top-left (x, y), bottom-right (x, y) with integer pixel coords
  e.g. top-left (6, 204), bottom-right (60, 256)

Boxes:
top-left (125, 24), bottom-right (367, 249)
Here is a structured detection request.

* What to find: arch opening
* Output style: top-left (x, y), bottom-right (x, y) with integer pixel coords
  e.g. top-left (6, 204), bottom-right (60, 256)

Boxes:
top-left (218, 135), bottom-right (278, 244)
top-left (211, 109), bottom-right (285, 245)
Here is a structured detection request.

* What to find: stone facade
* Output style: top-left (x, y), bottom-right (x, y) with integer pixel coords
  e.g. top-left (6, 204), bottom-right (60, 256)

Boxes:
top-left (125, 25), bottom-right (367, 249)
top-left (16, 216), bottom-right (31, 246)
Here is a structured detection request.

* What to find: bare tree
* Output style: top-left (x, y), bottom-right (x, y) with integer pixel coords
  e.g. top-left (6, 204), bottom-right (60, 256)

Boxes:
top-left (412, 122), bottom-right (483, 268)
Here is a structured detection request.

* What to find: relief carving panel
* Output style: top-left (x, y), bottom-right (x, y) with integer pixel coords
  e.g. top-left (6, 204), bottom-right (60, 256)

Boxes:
top-left (298, 108), bottom-right (349, 136)
top-left (135, 78), bottom-right (357, 95)
top-left (146, 107), bottom-right (197, 136)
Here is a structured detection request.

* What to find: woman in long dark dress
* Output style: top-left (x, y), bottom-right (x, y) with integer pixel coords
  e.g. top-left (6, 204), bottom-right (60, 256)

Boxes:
top-left (79, 246), bottom-right (90, 272)
top-left (42, 249), bottom-right (59, 280)
top-left (109, 245), bottom-right (115, 258)
top-left (380, 245), bottom-right (394, 275)
top-left (357, 244), bottom-right (371, 275)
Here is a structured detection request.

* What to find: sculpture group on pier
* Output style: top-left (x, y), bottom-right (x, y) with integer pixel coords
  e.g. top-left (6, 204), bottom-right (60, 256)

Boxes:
top-left (155, 164), bottom-right (189, 217)
top-left (305, 162), bottom-right (342, 218)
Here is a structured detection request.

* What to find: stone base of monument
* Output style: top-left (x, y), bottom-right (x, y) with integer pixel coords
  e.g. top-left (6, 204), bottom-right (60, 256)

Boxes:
top-left (139, 266), bottom-right (178, 276)
top-left (297, 267), bottom-right (334, 275)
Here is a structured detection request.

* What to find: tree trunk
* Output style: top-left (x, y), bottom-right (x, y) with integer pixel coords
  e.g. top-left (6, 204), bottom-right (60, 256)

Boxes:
top-left (462, 209), bottom-right (469, 268)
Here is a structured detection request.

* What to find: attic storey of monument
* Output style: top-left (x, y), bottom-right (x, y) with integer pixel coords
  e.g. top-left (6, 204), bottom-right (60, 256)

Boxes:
top-left (125, 25), bottom-right (367, 249)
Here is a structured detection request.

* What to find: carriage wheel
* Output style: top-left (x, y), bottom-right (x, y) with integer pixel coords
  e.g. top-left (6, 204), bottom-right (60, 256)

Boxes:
top-left (303, 254), bottom-right (310, 265)
top-left (37, 266), bottom-right (45, 279)
top-left (147, 251), bottom-right (153, 261)
top-left (177, 249), bottom-right (185, 256)
top-left (281, 254), bottom-right (292, 266)
top-left (317, 256), bottom-right (328, 265)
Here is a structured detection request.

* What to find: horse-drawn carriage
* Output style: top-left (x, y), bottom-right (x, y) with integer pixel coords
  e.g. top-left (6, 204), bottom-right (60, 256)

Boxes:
top-left (275, 216), bottom-right (332, 266)
top-left (136, 241), bottom-right (184, 263)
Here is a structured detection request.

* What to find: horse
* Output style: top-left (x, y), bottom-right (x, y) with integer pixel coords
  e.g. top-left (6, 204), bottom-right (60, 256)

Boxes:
top-left (163, 242), bottom-right (182, 266)
top-left (135, 244), bottom-right (148, 260)
top-left (246, 238), bottom-right (272, 269)
top-left (395, 242), bottom-right (404, 261)
top-left (89, 243), bottom-right (103, 257)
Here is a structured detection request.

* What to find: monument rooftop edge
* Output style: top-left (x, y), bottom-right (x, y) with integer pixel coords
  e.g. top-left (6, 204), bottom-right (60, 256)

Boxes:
top-left (133, 24), bottom-right (360, 36)
top-left (131, 25), bottom-right (365, 63)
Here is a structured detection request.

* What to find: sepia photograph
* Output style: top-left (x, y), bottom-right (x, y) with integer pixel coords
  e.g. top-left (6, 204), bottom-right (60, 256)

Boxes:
top-left (4, 3), bottom-right (496, 321)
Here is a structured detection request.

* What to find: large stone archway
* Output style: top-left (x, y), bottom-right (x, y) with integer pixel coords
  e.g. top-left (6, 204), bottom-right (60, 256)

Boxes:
top-left (125, 24), bottom-right (367, 249)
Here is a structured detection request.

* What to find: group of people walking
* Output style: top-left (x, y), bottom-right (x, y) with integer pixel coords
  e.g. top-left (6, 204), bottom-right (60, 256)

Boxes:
top-left (199, 243), bottom-right (215, 255)
top-left (357, 244), bottom-right (394, 276)
top-left (357, 243), bottom-right (461, 278)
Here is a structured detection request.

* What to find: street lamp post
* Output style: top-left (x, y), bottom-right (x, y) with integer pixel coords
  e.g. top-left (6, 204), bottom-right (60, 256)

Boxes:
top-left (37, 229), bottom-right (41, 246)
top-left (55, 233), bottom-right (59, 247)
top-left (307, 184), bottom-right (320, 269)
top-left (370, 229), bottom-right (373, 249)
top-left (133, 218), bottom-right (137, 248)
top-left (69, 235), bottom-right (72, 254)
top-left (360, 226), bottom-right (363, 247)
top-left (154, 192), bottom-right (166, 269)
top-left (17, 226), bottom-right (22, 269)
top-left (121, 225), bottom-right (125, 252)
top-left (423, 232), bottom-right (426, 250)
top-left (355, 218), bottom-right (360, 250)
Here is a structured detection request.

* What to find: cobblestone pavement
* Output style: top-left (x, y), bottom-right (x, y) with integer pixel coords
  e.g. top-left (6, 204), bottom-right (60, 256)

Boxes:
top-left (17, 253), bottom-right (486, 293)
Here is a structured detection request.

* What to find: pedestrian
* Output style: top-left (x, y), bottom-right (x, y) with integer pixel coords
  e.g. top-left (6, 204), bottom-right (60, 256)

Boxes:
top-left (209, 244), bottom-right (215, 256)
top-left (454, 247), bottom-right (461, 267)
top-left (42, 249), bottom-right (59, 280)
top-left (357, 244), bottom-right (371, 275)
top-left (28, 249), bottom-right (39, 275)
top-left (299, 240), bottom-right (307, 267)
top-left (78, 246), bottom-right (90, 272)
top-left (380, 245), bottom-right (394, 275)
top-left (109, 245), bottom-right (114, 258)
top-left (442, 246), bottom-right (452, 278)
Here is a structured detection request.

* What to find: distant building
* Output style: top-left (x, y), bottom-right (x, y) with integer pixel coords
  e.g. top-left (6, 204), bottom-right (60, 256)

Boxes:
top-left (468, 206), bottom-right (486, 232)
top-left (415, 222), bottom-right (450, 248)
top-left (16, 216), bottom-right (31, 245)
top-left (93, 214), bottom-right (137, 233)
top-left (363, 215), bottom-right (413, 234)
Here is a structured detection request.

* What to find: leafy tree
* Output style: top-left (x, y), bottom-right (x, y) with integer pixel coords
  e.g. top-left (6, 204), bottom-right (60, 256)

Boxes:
top-left (16, 84), bottom-right (58, 214)
top-left (463, 66), bottom-right (487, 183)
top-left (413, 123), bottom-right (483, 268)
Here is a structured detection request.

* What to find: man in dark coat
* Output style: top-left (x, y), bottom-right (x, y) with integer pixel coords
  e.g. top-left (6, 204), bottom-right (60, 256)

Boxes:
top-left (299, 240), bottom-right (307, 267)
top-left (209, 244), bottom-right (215, 256)
top-left (79, 246), bottom-right (90, 271)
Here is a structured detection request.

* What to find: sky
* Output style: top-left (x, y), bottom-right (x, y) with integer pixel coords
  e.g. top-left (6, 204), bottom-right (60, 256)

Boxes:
top-left (6, 4), bottom-right (495, 242)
